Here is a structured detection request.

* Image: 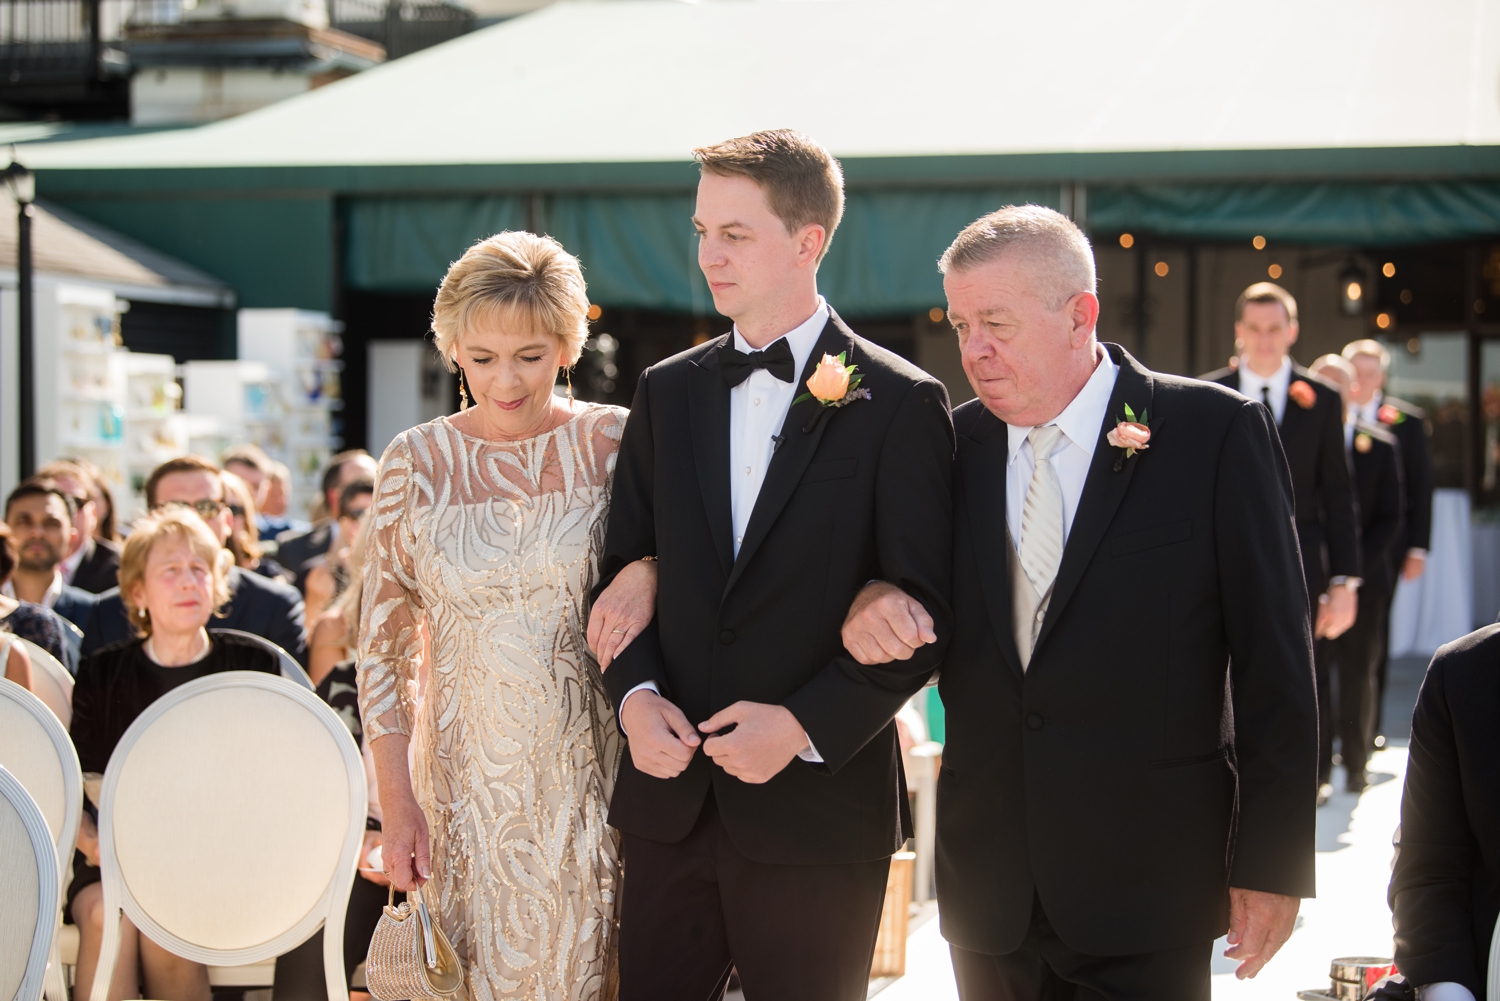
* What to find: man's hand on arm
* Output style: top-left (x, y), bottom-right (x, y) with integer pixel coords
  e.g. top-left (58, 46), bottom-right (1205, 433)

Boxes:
top-left (841, 581), bottom-right (937, 666)
top-left (1402, 549), bottom-right (1427, 581)
top-left (587, 558), bottom-right (658, 669)
top-left (1224, 887), bottom-right (1300, 979)
top-left (620, 688), bottom-right (700, 778)
top-left (700, 702), bottom-right (814, 784)
top-left (1317, 582), bottom-right (1358, 640)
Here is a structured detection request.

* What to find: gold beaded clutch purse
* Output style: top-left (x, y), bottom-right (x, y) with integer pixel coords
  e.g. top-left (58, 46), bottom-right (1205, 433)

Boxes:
top-left (365, 886), bottom-right (468, 1001)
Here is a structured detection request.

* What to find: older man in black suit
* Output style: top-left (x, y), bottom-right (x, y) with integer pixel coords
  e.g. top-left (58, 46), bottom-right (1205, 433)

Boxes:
top-left (81, 456), bottom-right (305, 663)
top-left (1390, 624), bottom-right (1500, 1001)
top-left (1310, 354), bottom-right (1404, 794)
top-left (848, 208), bottom-right (1317, 999)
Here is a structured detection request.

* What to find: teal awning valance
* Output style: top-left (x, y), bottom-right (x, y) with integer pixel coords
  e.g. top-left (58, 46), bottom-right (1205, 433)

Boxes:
top-left (344, 186), bottom-right (1059, 313)
top-left (344, 180), bottom-right (1500, 314)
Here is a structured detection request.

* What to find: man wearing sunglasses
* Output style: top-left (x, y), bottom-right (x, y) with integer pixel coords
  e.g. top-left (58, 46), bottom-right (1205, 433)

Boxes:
top-left (79, 455), bottom-right (307, 664)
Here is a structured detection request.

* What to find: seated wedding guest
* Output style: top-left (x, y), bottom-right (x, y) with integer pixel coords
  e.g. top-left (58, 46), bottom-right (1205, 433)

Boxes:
top-left (59, 455), bottom-right (122, 546)
top-left (5, 480), bottom-right (100, 631)
top-left (81, 456), bottom-right (307, 664)
top-left (277, 449), bottom-right (378, 589)
top-left (261, 461), bottom-right (308, 540)
top-left (69, 506), bottom-right (281, 1001)
top-left (307, 531), bottom-right (365, 687)
top-left (0, 523), bottom-right (35, 690)
top-left (1388, 623), bottom-right (1500, 1001)
top-left (36, 460), bottom-right (121, 593)
top-left (222, 469), bottom-right (294, 585)
top-left (0, 516), bottom-right (80, 673)
top-left (302, 477), bottom-right (373, 626)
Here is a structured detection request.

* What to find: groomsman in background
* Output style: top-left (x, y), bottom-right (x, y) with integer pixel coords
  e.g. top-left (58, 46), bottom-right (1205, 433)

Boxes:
top-left (1342, 339), bottom-right (1434, 741)
top-left (1203, 284), bottom-right (1360, 803)
top-left (1309, 355), bottom-right (1404, 794)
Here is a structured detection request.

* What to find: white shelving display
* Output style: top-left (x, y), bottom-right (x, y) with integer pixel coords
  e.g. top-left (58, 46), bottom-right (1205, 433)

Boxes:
top-left (121, 352), bottom-right (186, 521)
top-left (34, 283), bottom-right (130, 509)
top-left (212, 309), bottom-right (344, 518)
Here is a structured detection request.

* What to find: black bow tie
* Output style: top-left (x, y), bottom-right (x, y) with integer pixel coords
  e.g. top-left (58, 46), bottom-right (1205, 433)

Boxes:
top-left (718, 338), bottom-right (795, 387)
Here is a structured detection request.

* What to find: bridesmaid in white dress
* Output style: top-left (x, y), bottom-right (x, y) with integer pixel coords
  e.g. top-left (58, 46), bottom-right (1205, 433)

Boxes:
top-left (358, 232), bottom-right (627, 1001)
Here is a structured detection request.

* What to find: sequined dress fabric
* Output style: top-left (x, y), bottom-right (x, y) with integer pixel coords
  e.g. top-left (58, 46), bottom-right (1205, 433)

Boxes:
top-left (357, 405), bottom-right (626, 1001)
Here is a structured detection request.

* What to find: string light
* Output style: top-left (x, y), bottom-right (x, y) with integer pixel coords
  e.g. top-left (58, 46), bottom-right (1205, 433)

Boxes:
top-left (928, 307), bottom-right (944, 323)
top-left (1154, 261), bottom-right (1169, 277)
top-left (1382, 262), bottom-right (1396, 278)
top-left (1252, 236), bottom-right (1267, 250)
top-left (586, 304), bottom-right (602, 321)
top-left (1119, 233), bottom-right (1134, 248)
top-left (1268, 264), bottom-right (1283, 279)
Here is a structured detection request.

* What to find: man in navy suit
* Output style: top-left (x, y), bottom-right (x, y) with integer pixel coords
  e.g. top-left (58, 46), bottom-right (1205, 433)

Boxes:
top-left (81, 456), bottom-right (305, 663)
top-left (4, 480), bottom-right (99, 633)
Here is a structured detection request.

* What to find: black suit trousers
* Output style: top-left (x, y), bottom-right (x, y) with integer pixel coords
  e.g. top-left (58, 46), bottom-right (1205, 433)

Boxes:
top-left (618, 794), bottom-right (889, 1001)
top-left (950, 896), bottom-right (1211, 1001)
top-left (1317, 592), bottom-right (1388, 784)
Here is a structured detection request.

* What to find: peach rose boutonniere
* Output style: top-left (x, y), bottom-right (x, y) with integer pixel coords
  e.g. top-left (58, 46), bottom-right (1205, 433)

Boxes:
top-left (1106, 403), bottom-right (1152, 471)
top-left (1288, 379), bottom-right (1318, 410)
top-left (795, 352), bottom-right (871, 429)
top-left (1378, 403), bottom-right (1405, 426)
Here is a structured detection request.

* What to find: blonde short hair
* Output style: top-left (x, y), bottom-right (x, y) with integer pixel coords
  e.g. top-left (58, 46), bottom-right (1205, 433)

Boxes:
top-left (938, 205), bottom-right (1096, 310)
top-left (1236, 282), bottom-right (1299, 324)
top-left (1343, 338), bottom-right (1391, 373)
top-left (119, 507), bottom-right (233, 637)
top-left (431, 231), bottom-right (590, 370)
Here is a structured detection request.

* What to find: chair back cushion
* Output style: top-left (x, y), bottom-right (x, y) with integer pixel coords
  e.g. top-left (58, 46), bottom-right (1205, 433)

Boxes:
top-left (109, 678), bottom-right (353, 951)
top-left (0, 767), bottom-right (57, 1001)
top-left (0, 679), bottom-right (73, 849)
top-left (19, 640), bottom-right (73, 730)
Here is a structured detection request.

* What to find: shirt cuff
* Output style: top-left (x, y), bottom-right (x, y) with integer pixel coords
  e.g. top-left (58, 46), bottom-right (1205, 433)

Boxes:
top-left (1418, 983), bottom-right (1477, 1001)
top-left (1408, 547), bottom-right (1428, 557)
top-left (618, 681), bottom-right (659, 736)
top-left (1328, 576), bottom-right (1362, 591)
top-left (797, 734), bottom-right (824, 763)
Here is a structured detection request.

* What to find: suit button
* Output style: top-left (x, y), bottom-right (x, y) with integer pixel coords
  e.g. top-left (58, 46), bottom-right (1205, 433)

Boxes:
top-left (719, 629), bottom-right (735, 645)
top-left (1026, 713), bottom-right (1043, 730)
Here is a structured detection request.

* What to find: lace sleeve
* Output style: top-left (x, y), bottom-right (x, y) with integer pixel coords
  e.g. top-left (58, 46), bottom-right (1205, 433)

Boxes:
top-left (357, 431), bottom-right (426, 740)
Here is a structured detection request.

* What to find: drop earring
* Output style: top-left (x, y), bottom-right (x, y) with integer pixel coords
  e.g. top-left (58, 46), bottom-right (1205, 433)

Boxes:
top-left (459, 367), bottom-right (471, 409)
top-left (565, 367), bottom-right (574, 402)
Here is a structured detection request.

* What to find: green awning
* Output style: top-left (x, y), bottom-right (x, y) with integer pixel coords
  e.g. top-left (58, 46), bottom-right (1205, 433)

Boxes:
top-left (345, 185), bottom-right (1059, 313)
top-left (344, 180), bottom-right (1500, 314)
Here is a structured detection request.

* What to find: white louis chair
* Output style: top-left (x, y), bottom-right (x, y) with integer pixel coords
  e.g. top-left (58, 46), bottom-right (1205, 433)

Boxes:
top-left (90, 671), bottom-right (366, 1001)
top-left (0, 678), bottom-right (82, 1001)
top-left (211, 629), bottom-right (315, 691)
top-left (0, 764), bottom-right (60, 1001)
top-left (16, 640), bottom-right (73, 730)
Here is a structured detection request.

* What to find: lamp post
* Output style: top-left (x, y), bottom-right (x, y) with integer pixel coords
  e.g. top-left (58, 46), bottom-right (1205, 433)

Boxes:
top-left (4, 158), bottom-right (35, 477)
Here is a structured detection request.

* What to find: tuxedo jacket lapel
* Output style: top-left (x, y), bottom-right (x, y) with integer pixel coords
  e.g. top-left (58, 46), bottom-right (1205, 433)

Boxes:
top-left (722, 315), bottom-right (852, 599)
top-left (1279, 368), bottom-right (1315, 439)
top-left (688, 338), bottom-right (735, 580)
top-left (1033, 347), bottom-right (1155, 655)
top-left (958, 408), bottom-right (1024, 679)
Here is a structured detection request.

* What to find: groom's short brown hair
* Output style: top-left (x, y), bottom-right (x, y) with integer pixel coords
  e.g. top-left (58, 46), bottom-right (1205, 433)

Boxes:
top-left (693, 130), bottom-right (845, 262)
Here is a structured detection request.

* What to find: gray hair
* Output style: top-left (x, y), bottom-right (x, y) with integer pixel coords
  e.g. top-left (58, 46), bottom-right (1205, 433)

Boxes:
top-left (1342, 338), bottom-right (1391, 374)
top-left (938, 205), bottom-right (1097, 309)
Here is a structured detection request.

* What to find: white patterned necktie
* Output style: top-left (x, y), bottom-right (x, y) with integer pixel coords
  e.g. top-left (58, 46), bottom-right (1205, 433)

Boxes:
top-left (1020, 425), bottom-right (1066, 596)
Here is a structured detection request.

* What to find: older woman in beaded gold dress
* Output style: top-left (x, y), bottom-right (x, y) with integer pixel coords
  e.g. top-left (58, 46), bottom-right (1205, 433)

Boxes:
top-left (358, 232), bottom-right (626, 1001)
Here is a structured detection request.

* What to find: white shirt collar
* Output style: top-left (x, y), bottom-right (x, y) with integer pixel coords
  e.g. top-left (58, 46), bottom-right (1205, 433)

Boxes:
top-left (732, 296), bottom-right (829, 382)
top-left (1237, 355), bottom-right (1293, 397)
top-left (1006, 348), bottom-right (1120, 465)
top-left (1356, 389), bottom-right (1383, 424)
top-left (1, 570), bottom-right (64, 608)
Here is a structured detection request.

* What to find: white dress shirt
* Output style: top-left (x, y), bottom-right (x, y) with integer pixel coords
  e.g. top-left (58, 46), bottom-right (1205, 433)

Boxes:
top-left (1006, 349), bottom-right (1119, 552)
top-left (1235, 355), bottom-right (1293, 424)
top-left (1, 570), bottom-right (63, 609)
top-left (620, 298), bottom-right (831, 762)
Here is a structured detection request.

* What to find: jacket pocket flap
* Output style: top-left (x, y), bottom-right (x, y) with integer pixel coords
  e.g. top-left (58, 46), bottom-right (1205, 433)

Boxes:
top-left (801, 457), bottom-right (858, 484)
top-left (1111, 519), bottom-right (1192, 557)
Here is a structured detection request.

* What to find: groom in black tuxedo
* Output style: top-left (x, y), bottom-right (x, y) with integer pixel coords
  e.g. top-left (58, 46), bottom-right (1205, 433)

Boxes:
top-left (848, 208), bottom-right (1317, 999)
top-left (590, 130), bottom-right (954, 1001)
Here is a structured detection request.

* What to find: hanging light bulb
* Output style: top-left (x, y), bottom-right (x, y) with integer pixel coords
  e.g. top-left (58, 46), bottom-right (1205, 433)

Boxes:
top-left (1339, 260), bottom-right (1366, 316)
